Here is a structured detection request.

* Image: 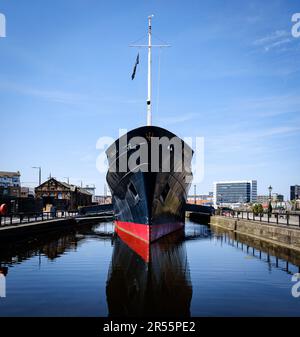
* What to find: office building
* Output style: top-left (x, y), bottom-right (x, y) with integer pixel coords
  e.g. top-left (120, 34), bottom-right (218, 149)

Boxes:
top-left (291, 185), bottom-right (300, 201)
top-left (213, 180), bottom-right (257, 206)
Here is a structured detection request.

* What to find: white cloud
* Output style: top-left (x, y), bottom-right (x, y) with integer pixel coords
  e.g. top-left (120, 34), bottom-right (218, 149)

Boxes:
top-left (0, 82), bottom-right (88, 104)
top-left (254, 30), bottom-right (288, 45)
top-left (253, 30), bottom-right (295, 52)
top-left (222, 93), bottom-right (300, 118)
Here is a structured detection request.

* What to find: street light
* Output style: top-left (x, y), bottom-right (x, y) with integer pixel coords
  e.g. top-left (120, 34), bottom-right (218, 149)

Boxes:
top-left (32, 166), bottom-right (42, 186)
top-left (268, 185), bottom-right (273, 216)
top-left (268, 185), bottom-right (273, 200)
top-left (194, 184), bottom-right (197, 204)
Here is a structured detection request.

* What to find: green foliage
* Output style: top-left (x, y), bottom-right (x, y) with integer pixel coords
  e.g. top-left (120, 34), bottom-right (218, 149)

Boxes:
top-left (252, 203), bottom-right (264, 215)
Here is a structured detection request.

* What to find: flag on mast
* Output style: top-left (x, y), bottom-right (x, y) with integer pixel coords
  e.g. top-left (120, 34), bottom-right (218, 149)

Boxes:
top-left (131, 53), bottom-right (139, 80)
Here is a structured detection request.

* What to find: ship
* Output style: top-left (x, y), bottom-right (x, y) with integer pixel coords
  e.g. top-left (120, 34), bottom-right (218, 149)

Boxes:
top-left (106, 15), bottom-right (193, 244)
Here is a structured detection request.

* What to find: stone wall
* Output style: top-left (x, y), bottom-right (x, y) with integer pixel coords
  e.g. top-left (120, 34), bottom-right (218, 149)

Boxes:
top-left (210, 216), bottom-right (300, 252)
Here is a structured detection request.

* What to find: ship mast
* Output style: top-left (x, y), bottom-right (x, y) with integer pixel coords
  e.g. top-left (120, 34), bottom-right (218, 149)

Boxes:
top-left (130, 16), bottom-right (170, 126)
top-left (147, 15), bottom-right (153, 126)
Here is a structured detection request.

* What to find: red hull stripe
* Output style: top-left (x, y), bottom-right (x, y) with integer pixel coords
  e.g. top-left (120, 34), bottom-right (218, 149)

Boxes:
top-left (115, 220), bottom-right (185, 243)
top-left (115, 221), bottom-right (150, 242)
top-left (115, 227), bottom-right (150, 262)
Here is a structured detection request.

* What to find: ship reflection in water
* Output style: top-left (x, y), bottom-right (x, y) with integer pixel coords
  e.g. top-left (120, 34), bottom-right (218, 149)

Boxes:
top-left (106, 229), bottom-right (193, 317)
top-left (1, 221), bottom-right (300, 316)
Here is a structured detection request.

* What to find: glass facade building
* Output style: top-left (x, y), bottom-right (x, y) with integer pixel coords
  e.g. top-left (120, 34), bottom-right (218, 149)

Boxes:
top-left (291, 185), bottom-right (300, 201)
top-left (213, 180), bottom-right (257, 206)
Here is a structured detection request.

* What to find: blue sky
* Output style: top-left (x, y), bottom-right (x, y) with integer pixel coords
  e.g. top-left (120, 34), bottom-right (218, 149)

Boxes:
top-left (0, 0), bottom-right (299, 198)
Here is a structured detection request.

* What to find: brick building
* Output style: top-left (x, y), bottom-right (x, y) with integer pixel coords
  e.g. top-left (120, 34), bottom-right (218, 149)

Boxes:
top-left (35, 178), bottom-right (92, 211)
top-left (0, 171), bottom-right (21, 197)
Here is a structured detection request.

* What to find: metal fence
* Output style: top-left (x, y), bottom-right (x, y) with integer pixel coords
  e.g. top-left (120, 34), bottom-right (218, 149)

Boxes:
top-left (0, 211), bottom-right (78, 227)
top-left (219, 210), bottom-right (300, 227)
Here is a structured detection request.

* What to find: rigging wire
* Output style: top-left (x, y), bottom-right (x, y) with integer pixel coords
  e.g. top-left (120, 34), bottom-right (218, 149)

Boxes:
top-left (130, 33), bottom-right (148, 46)
top-left (152, 33), bottom-right (170, 46)
top-left (156, 47), bottom-right (162, 117)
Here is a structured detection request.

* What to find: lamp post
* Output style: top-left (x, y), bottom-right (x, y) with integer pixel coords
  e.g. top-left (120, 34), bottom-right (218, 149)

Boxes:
top-left (194, 184), bottom-right (197, 204)
top-left (32, 166), bottom-right (42, 186)
top-left (268, 185), bottom-right (273, 216)
top-left (268, 185), bottom-right (273, 200)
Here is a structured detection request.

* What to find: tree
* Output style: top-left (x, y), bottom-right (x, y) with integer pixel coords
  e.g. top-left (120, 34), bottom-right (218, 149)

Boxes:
top-left (252, 203), bottom-right (264, 216)
top-left (252, 204), bottom-right (258, 215)
top-left (268, 202), bottom-right (273, 215)
top-left (257, 204), bottom-right (264, 215)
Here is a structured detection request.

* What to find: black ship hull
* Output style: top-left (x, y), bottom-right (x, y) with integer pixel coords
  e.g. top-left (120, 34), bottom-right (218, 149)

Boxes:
top-left (106, 126), bottom-right (193, 243)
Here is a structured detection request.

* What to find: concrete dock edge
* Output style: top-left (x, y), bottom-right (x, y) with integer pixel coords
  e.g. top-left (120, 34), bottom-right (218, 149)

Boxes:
top-left (210, 215), bottom-right (300, 253)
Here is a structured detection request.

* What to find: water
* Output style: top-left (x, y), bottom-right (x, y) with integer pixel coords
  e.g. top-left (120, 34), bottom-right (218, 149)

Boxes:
top-left (0, 220), bottom-right (300, 317)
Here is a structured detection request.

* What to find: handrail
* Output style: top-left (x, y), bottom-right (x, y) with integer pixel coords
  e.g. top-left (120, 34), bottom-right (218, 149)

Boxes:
top-left (0, 210), bottom-right (78, 227)
top-left (218, 210), bottom-right (300, 227)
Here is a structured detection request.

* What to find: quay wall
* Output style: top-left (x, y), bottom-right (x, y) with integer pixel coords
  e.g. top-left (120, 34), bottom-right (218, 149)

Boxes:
top-left (187, 212), bottom-right (210, 224)
top-left (210, 216), bottom-right (300, 252)
top-left (0, 218), bottom-right (77, 241)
